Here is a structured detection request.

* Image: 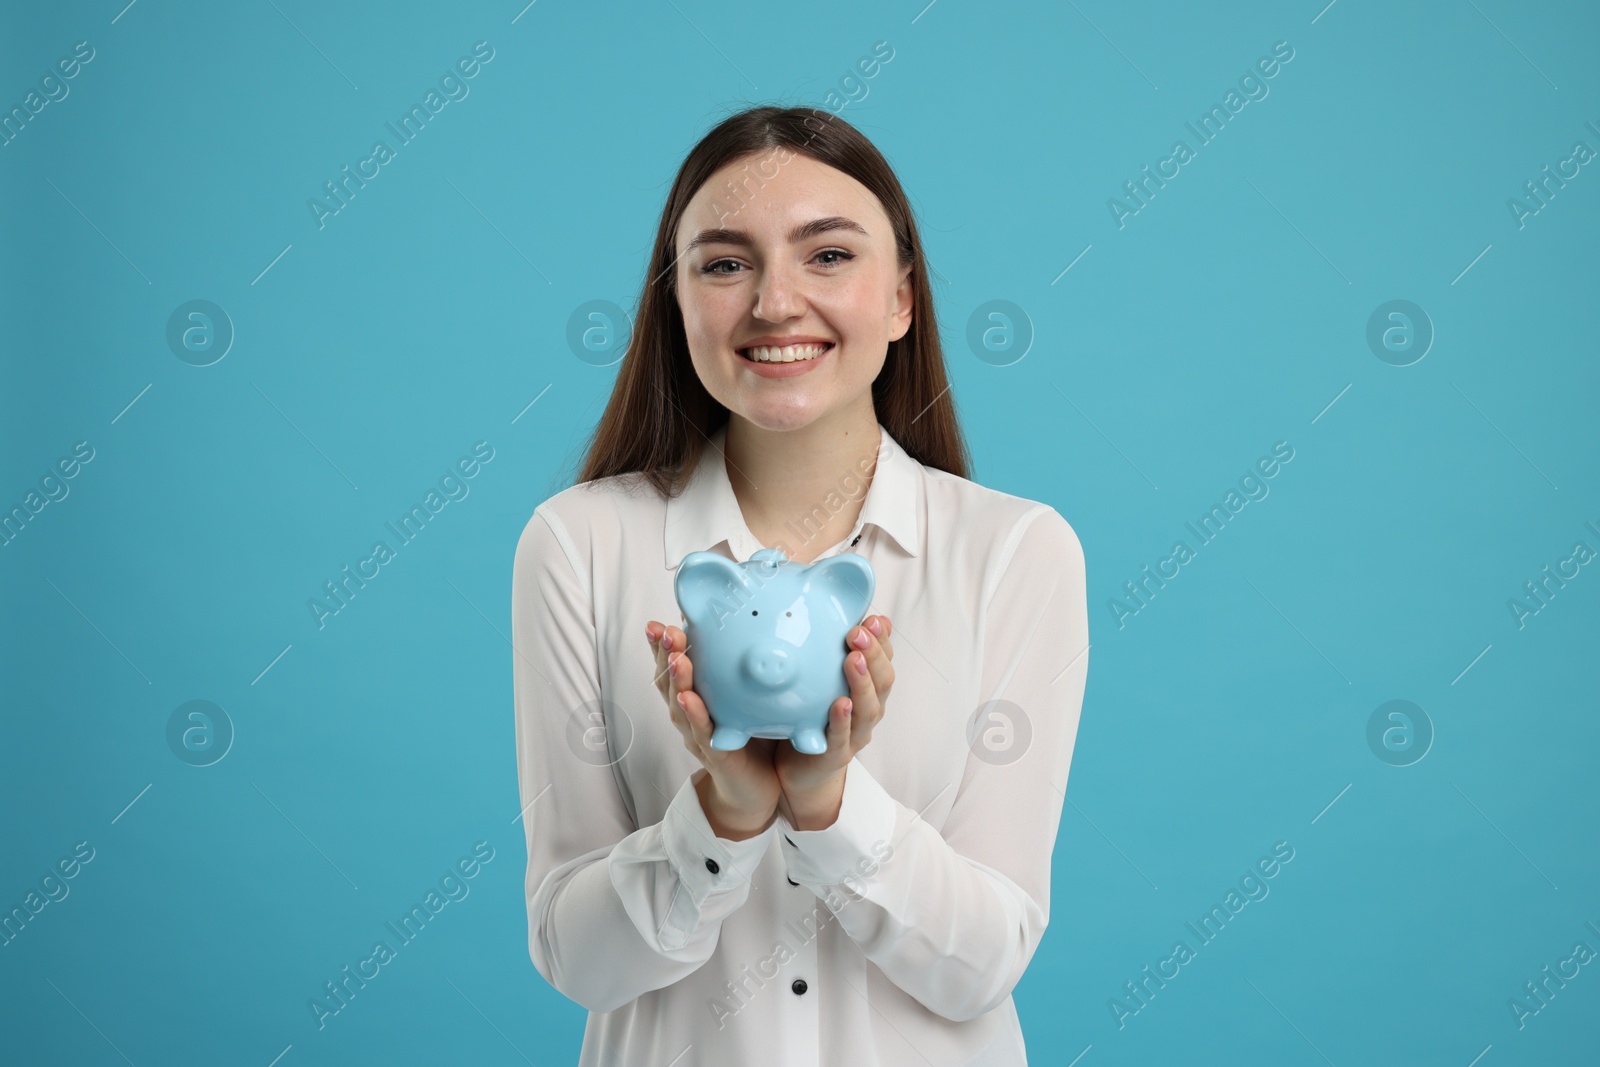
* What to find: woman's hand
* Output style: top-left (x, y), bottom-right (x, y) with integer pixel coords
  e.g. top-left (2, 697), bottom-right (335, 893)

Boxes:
top-left (647, 620), bottom-right (781, 840)
top-left (774, 615), bottom-right (895, 830)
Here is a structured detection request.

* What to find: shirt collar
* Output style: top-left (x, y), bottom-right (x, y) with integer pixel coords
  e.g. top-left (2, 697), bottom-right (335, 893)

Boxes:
top-left (663, 421), bottom-right (923, 569)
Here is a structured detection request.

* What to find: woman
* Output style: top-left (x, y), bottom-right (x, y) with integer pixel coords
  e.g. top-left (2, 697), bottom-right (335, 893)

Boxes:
top-left (513, 104), bottom-right (1089, 1066)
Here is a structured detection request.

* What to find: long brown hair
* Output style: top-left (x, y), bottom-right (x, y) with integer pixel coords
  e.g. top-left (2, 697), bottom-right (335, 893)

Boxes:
top-left (569, 104), bottom-right (970, 498)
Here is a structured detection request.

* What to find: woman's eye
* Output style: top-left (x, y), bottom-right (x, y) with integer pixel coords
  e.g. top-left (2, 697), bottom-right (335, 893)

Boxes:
top-left (700, 250), bottom-right (855, 275)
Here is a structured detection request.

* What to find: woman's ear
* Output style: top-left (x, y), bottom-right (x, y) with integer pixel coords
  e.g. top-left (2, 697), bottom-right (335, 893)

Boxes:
top-left (889, 262), bottom-right (913, 342)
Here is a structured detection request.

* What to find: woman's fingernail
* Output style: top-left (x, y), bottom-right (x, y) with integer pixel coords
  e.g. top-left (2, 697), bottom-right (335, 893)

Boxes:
top-left (676, 692), bottom-right (686, 709)
top-left (662, 633), bottom-right (673, 650)
top-left (842, 698), bottom-right (853, 715)
top-left (855, 653), bottom-right (868, 674)
top-left (853, 629), bottom-right (870, 649)
top-left (867, 618), bottom-right (882, 636)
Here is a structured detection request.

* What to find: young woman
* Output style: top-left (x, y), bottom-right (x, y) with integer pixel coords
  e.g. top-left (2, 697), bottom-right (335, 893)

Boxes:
top-left (512, 105), bottom-right (1089, 1066)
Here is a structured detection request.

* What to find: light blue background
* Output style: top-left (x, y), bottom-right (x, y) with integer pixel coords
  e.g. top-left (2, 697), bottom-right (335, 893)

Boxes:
top-left (3, 1), bottom-right (1597, 1064)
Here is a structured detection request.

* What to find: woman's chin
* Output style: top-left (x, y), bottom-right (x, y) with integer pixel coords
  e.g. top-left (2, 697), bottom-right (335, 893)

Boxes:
top-left (728, 401), bottom-right (833, 433)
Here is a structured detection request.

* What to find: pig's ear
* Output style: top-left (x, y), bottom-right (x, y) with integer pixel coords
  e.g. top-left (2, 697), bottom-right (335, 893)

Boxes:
top-left (805, 554), bottom-right (874, 623)
top-left (675, 551), bottom-right (748, 624)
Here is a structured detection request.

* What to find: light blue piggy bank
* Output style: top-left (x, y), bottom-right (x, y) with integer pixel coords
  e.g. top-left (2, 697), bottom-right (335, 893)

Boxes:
top-left (673, 547), bottom-right (875, 754)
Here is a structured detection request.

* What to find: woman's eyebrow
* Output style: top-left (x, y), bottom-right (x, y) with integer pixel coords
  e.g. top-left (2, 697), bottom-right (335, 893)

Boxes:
top-left (682, 215), bottom-right (869, 255)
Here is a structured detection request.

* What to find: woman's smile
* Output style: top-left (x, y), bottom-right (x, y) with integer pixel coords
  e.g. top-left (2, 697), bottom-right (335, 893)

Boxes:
top-left (737, 340), bottom-right (834, 377)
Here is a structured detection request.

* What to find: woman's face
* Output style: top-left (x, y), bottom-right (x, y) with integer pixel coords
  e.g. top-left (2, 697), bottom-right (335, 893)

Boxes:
top-left (674, 150), bottom-right (913, 433)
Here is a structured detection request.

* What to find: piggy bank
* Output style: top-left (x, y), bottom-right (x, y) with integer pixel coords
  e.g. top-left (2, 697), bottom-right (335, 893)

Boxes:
top-left (673, 547), bottom-right (875, 754)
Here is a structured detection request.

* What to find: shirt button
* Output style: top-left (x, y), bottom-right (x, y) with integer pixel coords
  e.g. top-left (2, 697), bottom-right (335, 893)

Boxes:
top-left (851, 534), bottom-right (861, 546)
top-left (791, 978), bottom-right (808, 996)
top-left (704, 857), bottom-right (720, 874)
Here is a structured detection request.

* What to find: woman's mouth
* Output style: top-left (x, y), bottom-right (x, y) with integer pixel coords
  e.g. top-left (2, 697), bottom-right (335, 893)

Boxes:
top-left (738, 342), bottom-right (834, 364)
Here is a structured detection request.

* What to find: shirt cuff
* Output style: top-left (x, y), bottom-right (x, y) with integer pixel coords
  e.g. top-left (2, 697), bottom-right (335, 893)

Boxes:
top-left (778, 756), bottom-right (900, 891)
top-left (662, 769), bottom-right (775, 903)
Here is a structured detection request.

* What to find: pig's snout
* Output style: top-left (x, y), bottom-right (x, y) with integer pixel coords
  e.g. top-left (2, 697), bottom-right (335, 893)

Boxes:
top-left (741, 644), bottom-right (797, 690)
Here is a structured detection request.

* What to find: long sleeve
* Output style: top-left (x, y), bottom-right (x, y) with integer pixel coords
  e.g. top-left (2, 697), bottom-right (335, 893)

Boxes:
top-left (776, 504), bottom-right (1088, 1022)
top-left (512, 503), bottom-right (775, 1014)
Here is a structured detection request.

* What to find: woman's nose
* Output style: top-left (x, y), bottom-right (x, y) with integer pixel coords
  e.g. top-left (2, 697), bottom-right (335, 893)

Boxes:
top-left (751, 264), bottom-right (805, 321)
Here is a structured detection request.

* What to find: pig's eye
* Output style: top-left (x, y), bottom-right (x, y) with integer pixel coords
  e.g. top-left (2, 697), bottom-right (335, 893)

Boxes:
top-left (785, 611), bottom-right (791, 616)
top-left (751, 610), bottom-right (757, 615)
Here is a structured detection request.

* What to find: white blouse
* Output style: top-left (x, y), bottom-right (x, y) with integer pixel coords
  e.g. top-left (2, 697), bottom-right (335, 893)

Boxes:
top-left (512, 420), bottom-right (1089, 1066)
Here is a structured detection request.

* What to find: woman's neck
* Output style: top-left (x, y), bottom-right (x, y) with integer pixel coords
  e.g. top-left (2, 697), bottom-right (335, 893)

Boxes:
top-left (723, 407), bottom-right (881, 563)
